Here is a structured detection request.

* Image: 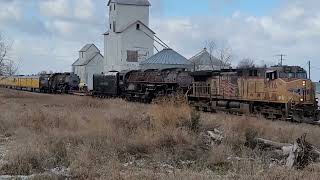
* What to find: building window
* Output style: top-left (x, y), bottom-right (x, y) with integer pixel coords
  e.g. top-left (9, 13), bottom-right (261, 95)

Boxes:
top-left (113, 21), bottom-right (116, 32)
top-left (110, 23), bottom-right (111, 30)
top-left (109, 5), bottom-right (112, 12)
top-left (136, 24), bottom-right (140, 30)
top-left (127, 50), bottom-right (138, 62)
top-left (114, 4), bottom-right (116, 10)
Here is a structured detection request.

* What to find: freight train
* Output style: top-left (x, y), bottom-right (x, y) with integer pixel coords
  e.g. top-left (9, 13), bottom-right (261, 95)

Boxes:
top-left (0, 73), bottom-right (80, 93)
top-left (0, 65), bottom-right (318, 123)
top-left (92, 66), bottom-right (319, 123)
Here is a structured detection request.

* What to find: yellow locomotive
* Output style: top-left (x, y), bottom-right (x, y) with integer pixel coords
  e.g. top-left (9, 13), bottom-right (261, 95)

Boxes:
top-left (188, 66), bottom-right (319, 122)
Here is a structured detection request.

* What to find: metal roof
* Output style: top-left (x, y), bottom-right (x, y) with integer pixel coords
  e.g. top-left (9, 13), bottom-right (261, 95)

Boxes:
top-left (189, 48), bottom-right (222, 66)
top-left (72, 58), bottom-right (81, 66)
top-left (140, 48), bottom-right (191, 65)
top-left (72, 53), bottom-right (103, 66)
top-left (79, 44), bottom-right (94, 52)
top-left (108, 0), bottom-right (151, 6)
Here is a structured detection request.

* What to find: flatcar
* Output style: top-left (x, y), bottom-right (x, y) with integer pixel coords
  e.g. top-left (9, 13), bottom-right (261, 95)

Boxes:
top-left (187, 66), bottom-right (319, 122)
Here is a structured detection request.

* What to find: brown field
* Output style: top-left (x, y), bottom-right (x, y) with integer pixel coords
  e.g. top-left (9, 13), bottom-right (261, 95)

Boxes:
top-left (0, 88), bottom-right (319, 179)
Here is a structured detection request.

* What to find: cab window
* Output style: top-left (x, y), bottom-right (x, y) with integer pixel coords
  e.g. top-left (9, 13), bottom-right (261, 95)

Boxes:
top-left (266, 71), bottom-right (277, 80)
top-left (297, 73), bottom-right (307, 79)
top-left (288, 73), bottom-right (295, 78)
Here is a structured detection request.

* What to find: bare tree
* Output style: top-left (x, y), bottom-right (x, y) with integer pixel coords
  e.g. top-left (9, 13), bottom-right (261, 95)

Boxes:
top-left (0, 33), bottom-right (18, 76)
top-left (38, 71), bottom-right (47, 75)
top-left (5, 60), bottom-right (18, 76)
top-left (216, 47), bottom-right (232, 69)
top-left (237, 58), bottom-right (255, 68)
top-left (205, 40), bottom-right (217, 70)
top-left (203, 40), bottom-right (232, 70)
top-left (0, 34), bottom-right (9, 75)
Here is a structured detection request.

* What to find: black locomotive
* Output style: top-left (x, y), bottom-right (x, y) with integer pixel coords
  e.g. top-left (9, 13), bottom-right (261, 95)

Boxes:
top-left (93, 68), bottom-right (193, 103)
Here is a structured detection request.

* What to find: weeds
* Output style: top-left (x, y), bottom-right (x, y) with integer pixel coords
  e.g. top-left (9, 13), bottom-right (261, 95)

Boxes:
top-left (0, 88), bottom-right (319, 179)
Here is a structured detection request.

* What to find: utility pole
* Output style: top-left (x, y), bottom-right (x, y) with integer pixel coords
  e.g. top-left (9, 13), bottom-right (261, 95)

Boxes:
top-left (276, 54), bottom-right (286, 66)
top-left (308, 60), bottom-right (311, 80)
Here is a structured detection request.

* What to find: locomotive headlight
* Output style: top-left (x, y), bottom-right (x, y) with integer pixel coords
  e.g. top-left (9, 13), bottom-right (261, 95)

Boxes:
top-left (302, 81), bottom-right (306, 86)
top-left (300, 98), bottom-right (304, 102)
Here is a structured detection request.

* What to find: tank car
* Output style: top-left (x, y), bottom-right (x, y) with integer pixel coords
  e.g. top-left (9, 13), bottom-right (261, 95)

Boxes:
top-left (187, 66), bottom-right (319, 123)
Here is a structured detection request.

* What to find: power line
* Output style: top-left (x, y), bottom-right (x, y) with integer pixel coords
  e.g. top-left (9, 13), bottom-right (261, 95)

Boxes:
top-left (276, 54), bottom-right (286, 66)
top-left (308, 60), bottom-right (311, 80)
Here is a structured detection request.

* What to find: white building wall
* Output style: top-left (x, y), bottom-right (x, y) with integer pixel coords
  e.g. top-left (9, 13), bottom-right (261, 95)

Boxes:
top-left (104, 25), bottom-right (153, 72)
top-left (104, 35), bottom-right (108, 70)
top-left (104, 32), bottom-right (121, 71)
top-left (79, 45), bottom-right (99, 63)
top-left (73, 55), bottom-right (103, 90)
top-left (104, 2), bottom-right (153, 73)
top-left (85, 55), bottom-right (104, 90)
top-left (109, 3), bottom-right (149, 32)
top-left (74, 66), bottom-right (86, 84)
top-left (120, 25), bottom-right (154, 70)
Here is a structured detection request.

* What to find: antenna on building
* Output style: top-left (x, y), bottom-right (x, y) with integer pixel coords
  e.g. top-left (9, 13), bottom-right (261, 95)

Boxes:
top-left (276, 54), bottom-right (286, 66)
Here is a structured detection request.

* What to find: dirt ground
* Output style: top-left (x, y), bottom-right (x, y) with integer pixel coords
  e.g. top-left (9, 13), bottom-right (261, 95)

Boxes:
top-left (0, 88), bottom-right (319, 180)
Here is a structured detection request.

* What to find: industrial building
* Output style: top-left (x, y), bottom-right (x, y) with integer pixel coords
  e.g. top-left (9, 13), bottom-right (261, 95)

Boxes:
top-left (72, 44), bottom-right (104, 90)
top-left (104, 0), bottom-right (154, 72)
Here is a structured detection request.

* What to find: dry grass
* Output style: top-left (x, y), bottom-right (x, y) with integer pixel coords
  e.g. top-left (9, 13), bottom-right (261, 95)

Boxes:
top-left (0, 88), bottom-right (319, 179)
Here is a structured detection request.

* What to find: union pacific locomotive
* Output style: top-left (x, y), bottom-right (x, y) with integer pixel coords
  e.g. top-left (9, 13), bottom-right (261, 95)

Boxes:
top-left (187, 66), bottom-right (319, 122)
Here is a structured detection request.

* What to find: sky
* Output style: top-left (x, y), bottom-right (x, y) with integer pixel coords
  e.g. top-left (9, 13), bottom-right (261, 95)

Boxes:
top-left (1, 0), bottom-right (320, 80)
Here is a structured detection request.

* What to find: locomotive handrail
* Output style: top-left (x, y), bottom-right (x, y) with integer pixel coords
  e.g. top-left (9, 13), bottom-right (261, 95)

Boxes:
top-left (0, 77), bottom-right (8, 81)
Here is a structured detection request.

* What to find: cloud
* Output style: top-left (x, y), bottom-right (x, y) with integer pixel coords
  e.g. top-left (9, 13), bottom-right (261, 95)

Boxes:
top-left (0, 0), bottom-right (23, 25)
top-left (0, 1), bottom-right (21, 21)
top-left (1, 0), bottom-right (320, 80)
top-left (150, 0), bottom-right (320, 73)
top-left (1, 0), bottom-right (105, 74)
top-left (39, 0), bottom-right (71, 18)
top-left (74, 0), bottom-right (95, 20)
